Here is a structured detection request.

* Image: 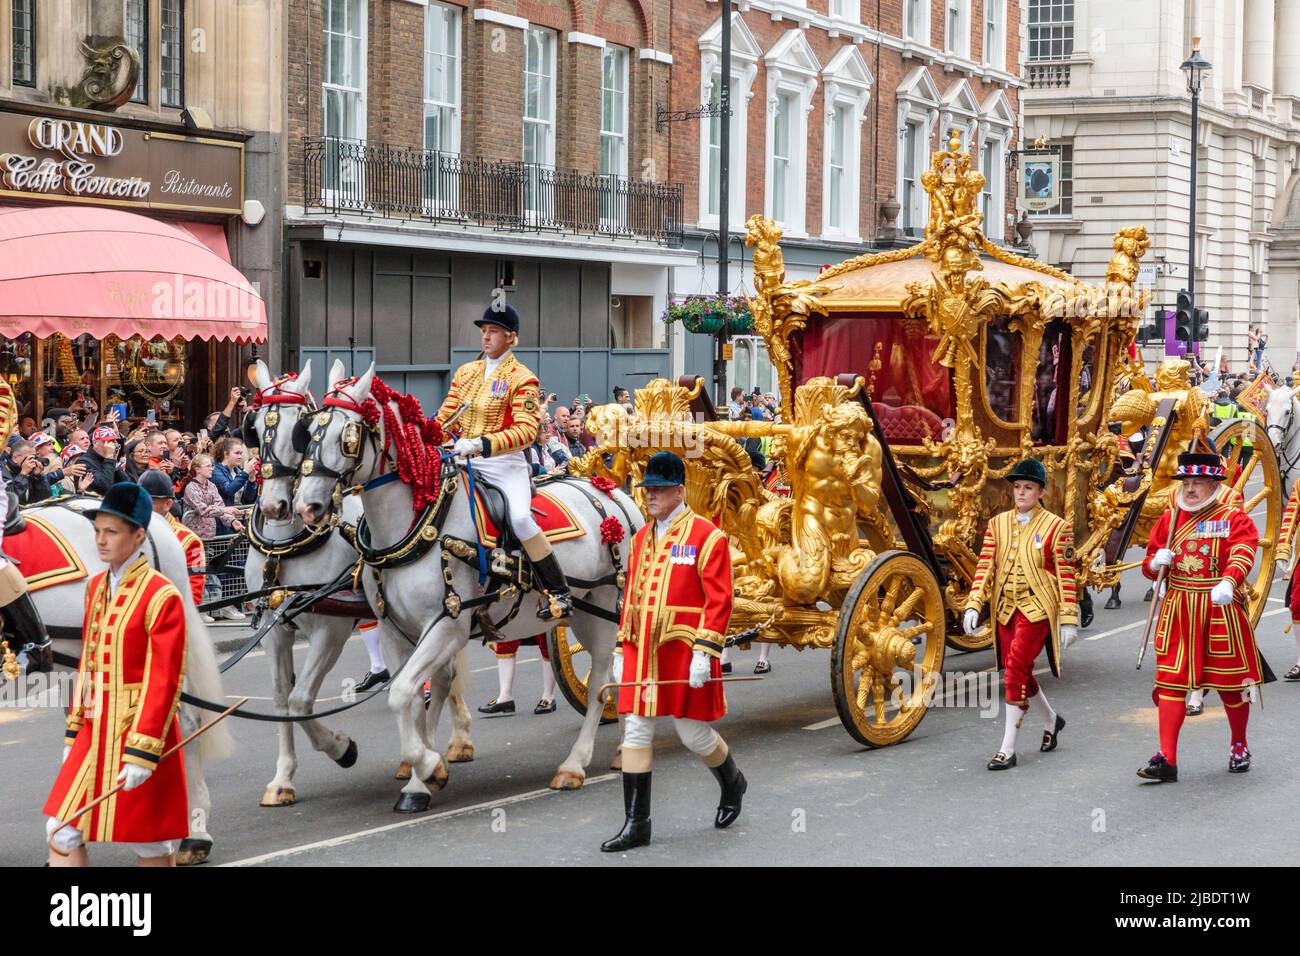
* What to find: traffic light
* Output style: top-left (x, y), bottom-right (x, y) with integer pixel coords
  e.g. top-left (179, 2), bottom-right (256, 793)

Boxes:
top-left (1175, 290), bottom-right (1193, 342)
top-left (1193, 307), bottom-right (1209, 341)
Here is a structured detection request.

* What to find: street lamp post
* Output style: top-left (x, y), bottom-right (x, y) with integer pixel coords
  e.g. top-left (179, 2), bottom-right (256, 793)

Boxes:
top-left (1181, 37), bottom-right (1211, 326)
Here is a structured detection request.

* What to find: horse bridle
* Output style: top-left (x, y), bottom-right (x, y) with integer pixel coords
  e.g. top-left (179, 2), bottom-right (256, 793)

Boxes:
top-left (298, 383), bottom-right (386, 491)
top-left (245, 376), bottom-right (314, 483)
top-left (1268, 398), bottom-right (1300, 478)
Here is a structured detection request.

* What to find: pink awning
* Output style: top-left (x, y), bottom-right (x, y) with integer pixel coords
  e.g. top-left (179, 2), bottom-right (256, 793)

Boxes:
top-left (0, 204), bottom-right (266, 344)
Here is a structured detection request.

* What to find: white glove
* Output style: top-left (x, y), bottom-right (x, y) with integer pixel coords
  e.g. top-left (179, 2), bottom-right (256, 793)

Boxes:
top-left (116, 764), bottom-right (153, 791)
top-left (1211, 578), bottom-right (1235, 606)
top-left (963, 609), bottom-right (980, 636)
top-left (611, 651), bottom-right (623, 684)
top-left (688, 650), bottom-right (712, 689)
top-left (61, 745), bottom-right (71, 765)
top-left (1059, 624), bottom-right (1078, 651)
top-left (1150, 548), bottom-right (1174, 570)
top-left (1283, 558), bottom-right (1293, 578)
top-left (453, 437), bottom-right (482, 459)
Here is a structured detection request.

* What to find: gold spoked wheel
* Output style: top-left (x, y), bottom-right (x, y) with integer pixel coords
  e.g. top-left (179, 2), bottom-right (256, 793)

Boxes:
top-left (547, 624), bottom-right (618, 723)
top-left (830, 551), bottom-right (947, 748)
top-left (1211, 419), bottom-right (1281, 627)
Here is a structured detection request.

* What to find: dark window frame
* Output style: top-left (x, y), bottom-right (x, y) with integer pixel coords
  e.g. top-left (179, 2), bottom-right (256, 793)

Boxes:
top-left (160, 0), bottom-right (185, 108)
top-left (12, 0), bottom-right (37, 88)
top-left (126, 0), bottom-right (149, 104)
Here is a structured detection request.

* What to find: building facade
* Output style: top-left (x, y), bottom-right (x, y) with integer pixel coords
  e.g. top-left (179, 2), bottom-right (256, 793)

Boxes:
top-left (0, 0), bottom-right (280, 429)
top-left (283, 0), bottom-right (692, 411)
top-left (1021, 0), bottom-right (1300, 373)
top-left (668, 0), bottom-right (1024, 392)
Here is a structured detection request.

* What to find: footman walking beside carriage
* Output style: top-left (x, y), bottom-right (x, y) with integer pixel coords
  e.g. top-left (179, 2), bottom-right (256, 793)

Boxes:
top-left (1274, 478), bottom-right (1300, 681)
top-left (602, 452), bottom-right (747, 852)
top-left (1138, 452), bottom-right (1267, 782)
top-left (963, 459), bottom-right (1078, 771)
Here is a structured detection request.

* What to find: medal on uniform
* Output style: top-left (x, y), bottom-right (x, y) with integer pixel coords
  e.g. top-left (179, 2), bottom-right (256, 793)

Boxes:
top-left (491, 379), bottom-right (508, 399)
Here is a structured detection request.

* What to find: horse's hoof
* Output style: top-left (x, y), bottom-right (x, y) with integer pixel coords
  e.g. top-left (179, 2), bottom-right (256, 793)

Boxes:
top-left (423, 761), bottom-right (449, 791)
top-left (610, 751), bottom-right (623, 771)
top-left (393, 791), bottom-right (432, 813)
top-left (395, 761), bottom-right (412, 780)
top-left (446, 742), bottom-right (475, 764)
top-left (176, 838), bottom-right (212, 866)
top-left (549, 769), bottom-right (585, 791)
top-left (334, 738), bottom-right (359, 768)
top-left (259, 786), bottom-right (296, 807)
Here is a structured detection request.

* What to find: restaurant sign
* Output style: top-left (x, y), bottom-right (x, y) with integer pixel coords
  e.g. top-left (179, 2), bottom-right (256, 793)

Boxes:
top-left (0, 109), bottom-right (243, 216)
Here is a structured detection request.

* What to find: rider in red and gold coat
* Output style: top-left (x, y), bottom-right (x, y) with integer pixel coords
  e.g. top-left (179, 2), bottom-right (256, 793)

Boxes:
top-left (601, 451), bottom-right (746, 852)
top-left (44, 483), bottom-right (189, 866)
top-left (1275, 479), bottom-right (1300, 681)
top-left (1138, 452), bottom-right (1267, 782)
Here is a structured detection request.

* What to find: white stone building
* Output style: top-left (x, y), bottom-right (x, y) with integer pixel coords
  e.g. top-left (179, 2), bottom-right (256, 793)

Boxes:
top-left (1020, 0), bottom-right (1300, 374)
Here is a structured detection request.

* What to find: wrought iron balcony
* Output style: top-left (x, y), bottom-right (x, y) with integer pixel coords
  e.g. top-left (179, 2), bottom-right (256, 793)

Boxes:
top-left (303, 136), bottom-right (684, 248)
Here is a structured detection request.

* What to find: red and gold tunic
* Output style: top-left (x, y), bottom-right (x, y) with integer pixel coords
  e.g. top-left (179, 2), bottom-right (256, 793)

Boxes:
top-left (434, 351), bottom-right (540, 457)
top-left (1141, 490), bottom-right (1265, 698)
top-left (1277, 482), bottom-right (1300, 621)
top-left (964, 505), bottom-right (1078, 678)
top-left (43, 555), bottom-right (189, 844)
top-left (165, 512), bottom-right (205, 606)
top-left (617, 507), bottom-right (732, 721)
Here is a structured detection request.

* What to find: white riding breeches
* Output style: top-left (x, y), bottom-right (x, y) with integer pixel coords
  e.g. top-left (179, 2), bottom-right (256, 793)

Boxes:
top-left (45, 816), bottom-right (180, 858)
top-left (467, 452), bottom-right (541, 541)
top-left (622, 714), bottom-right (721, 756)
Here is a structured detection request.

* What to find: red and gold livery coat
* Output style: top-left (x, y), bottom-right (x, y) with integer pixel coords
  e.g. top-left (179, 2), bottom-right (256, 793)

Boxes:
top-left (617, 507), bottom-right (732, 721)
top-left (43, 555), bottom-right (189, 844)
top-left (434, 351), bottom-right (541, 457)
top-left (1141, 492), bottom-right (1265, 697)
top-left (165, 512), bottom-right (205, 606)
top-left (964, 506), bottom-right (1078, 677)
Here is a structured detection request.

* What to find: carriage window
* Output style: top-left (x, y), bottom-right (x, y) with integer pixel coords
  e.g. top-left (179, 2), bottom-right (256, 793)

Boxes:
top-left (984, 316), bottom-right (1020, 423)
top-left (1075, 339), bottom-right (1097, 420)
top-left (799, 315), bottom-right (955, 445)
top-left (1031, 321), bottom-right (1069, 444)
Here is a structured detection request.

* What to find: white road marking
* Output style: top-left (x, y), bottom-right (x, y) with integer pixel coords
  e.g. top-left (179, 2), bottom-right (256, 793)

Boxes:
top-left (220, 773), bottom-right (619, 866)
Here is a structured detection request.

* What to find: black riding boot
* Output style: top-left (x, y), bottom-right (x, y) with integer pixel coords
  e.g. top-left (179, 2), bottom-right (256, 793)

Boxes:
top-left (600, 772), bottom-right (652, 851)
top-left (1079, 590), bottom-right (1094, 630)
top-left (532, 553), bottom-right (573, 621)
top-left (2, 592), bottom-right (52, 673)
top-left (709, 752), bottom-right (748, 829)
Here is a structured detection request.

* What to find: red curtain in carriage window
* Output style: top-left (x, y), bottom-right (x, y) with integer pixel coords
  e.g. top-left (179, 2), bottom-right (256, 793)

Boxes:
top-left (799, 315), bottom-right (955, 445)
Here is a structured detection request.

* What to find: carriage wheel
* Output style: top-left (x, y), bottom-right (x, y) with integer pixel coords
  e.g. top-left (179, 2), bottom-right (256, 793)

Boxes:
top-left (830, 551), bottom-right (947, 748)
top-left (1211, 419), bottom-right (1281, 627)
top-left (547, 624), bottom-right (618, 724)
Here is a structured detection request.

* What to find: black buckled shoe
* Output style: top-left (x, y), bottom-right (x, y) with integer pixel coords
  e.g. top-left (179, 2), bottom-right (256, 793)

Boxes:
top-left (1228, 744), bottom-right (1251, 774)
top-left (1186, 698), bottom-right (1204, 717)
top-left (1137, 753), bottom-right (1178, 782)
top-left (355, 668), bottom-right (389, 693)
top-left (720, 661), bottom-right (733, 675)
top-left (534, 698), bottom-right (556, 715)
top-left (987, 751), bottom-right (1017, 771)
top-left (1284, 665), bottom-right (1300, 682)
top-left (753, 660), bottom-right (771, 675)
top-left (601, 772), bottom-right (652, 852)
top-left (532, 553), bottom-right (573, 621)
top-left (709, 753), bottom-right (747, 829)
top-left (1040, 714), bottom-right (1065, 752)
top-left (478, 697), bottom-right (515, 715)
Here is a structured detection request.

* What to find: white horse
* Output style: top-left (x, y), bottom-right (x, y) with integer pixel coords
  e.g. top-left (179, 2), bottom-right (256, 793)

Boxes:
top-left (293, 363), bottom-right (639, 812)
top-left (22, 499), bottom-right (233, 864)
top-left (1263, 382), bottom-right (1300, 498)
top-left (244, 361), bottom-right (474, 807)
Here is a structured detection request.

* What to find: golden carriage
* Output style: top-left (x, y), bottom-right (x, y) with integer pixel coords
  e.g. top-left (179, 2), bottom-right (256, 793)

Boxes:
top-left (552, 132), bottom-right (1280, 746)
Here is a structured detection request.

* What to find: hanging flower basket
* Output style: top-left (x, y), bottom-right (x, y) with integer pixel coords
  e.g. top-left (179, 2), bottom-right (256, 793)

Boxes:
top-left (660, 295), bottom-right (754, 336)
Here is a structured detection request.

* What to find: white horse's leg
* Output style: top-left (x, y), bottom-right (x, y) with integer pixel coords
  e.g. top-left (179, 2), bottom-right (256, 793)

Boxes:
top-left (177, 704), bottom-right (214, 865)
top-left (444, 646), bottom-right (475, 763)
top-left (550, 597), bottom-right (617, 790)
top-left (286, 616), bottom-right (356, 765)
top-left (261, 625), bottom-right (300, 806)
top-left (390, 619), bottom-right (465, 813)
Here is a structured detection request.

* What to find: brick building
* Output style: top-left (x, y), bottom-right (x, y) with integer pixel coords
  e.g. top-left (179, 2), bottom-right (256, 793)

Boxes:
top-left (283, 0), bottom-right (693, 409)
top-left (667, 0), bottom-right (1023, 391)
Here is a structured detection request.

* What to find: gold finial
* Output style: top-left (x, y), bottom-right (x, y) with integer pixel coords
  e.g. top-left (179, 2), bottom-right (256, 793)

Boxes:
top-left (2, 639), bottom-right (19, 681)
top-left (1033, 135), bottom-right (1047, 149)
top-left (948, 128), bottom-right (962, 152)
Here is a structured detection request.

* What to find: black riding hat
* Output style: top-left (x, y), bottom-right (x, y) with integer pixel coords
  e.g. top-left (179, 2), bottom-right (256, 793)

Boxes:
top-left (1004, 458), bottom-right (1047, 488)
top-left (1174, 452), bottom-right (1227, 481)
top-left (138, 469), bottom-right (175, 500)
top-left (85, 482), bottom-right (153, 530)
top-left (476, 302), bottom-right (520, 335)
top-left (637, 451), bottom-right (686, 488)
